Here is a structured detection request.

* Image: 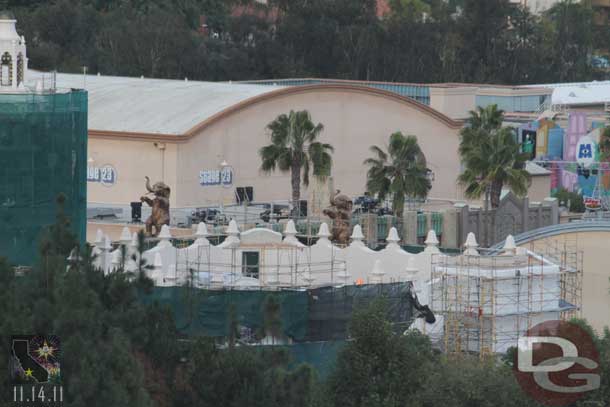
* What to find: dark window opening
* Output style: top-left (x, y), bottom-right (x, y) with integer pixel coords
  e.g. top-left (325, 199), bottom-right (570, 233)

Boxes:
top-left (242, 251), bottom-right (260, 278)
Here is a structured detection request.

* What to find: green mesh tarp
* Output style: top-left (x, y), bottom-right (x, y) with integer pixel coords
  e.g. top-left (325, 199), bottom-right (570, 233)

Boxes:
top-left (141, 282), bottom-right (416, 342)
top-left (141, 287), bottom-right (309, 339)
top-left (304, 283), bottom-right (415, 341)
top-left (282, 340), bottom-right (346, 378)
top-left (0, 91), bottom-right (88, 266)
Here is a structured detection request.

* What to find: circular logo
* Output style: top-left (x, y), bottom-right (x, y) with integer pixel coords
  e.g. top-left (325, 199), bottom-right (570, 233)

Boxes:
top-left (514, 320), bottom-right (600, 406)
top-left (576, 136), bottom-right (596, 168)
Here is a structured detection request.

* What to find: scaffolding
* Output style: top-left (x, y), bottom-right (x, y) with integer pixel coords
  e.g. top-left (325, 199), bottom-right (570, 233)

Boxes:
top-left (167, 242), bottom-right (348, 290)
top-left (429, 247), bottom-right (582, 357)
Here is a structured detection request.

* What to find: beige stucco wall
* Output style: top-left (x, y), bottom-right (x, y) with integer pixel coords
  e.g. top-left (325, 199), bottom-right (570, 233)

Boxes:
top-left (173, 88), bottom-right (463, 207)
top-left (525, 231), bottom-right (610, 333)
top-left (88, 139), bottom-right (178, 206)
top-left (527, 175), bottom-right (552, 203)
top-left (429, 87), bottom-right (477, 120)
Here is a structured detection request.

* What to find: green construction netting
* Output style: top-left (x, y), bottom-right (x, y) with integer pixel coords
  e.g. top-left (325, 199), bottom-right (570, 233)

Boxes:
top-left (0, 91), bottom-right (88, 266)
top-left (140, 282), bottom-right (416, 342)
top-left (282, 340), bottom-right (346, 378)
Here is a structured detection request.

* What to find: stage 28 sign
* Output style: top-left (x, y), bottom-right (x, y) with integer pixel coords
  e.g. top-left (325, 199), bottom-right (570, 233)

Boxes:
top-left (199, 167), bottom-right (233, 186)
top-left (87, 165), bottom-right (116, 186)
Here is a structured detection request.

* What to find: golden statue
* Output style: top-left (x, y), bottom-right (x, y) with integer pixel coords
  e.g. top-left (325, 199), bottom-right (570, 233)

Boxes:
top-left (323, 189), bottom-right (353, 245)
top-left (140, 176), bottom-right (170, 237)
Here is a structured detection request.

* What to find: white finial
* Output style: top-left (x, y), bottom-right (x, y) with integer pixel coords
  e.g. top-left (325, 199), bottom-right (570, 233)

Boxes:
top-left (464, 232), bottom-right (479, 256)
top-left (226, 219), bottom-right (240, 235)
top-left (425, 230), bottom-right (439, 246)
top-left (102, 235), bottom-right (112, 251)
top-left (371, 259), bottom-right (386, 282)
top-left (119, 226), bottom-right (132, 243)
top-left (283, 220), bottom-right (304, 247)
top-left (386, 227), bottom-right (400, 244)
top-left (158, 225), bottom-right (172, 239)
top-left (424, 230), bottom-right (440, 254)
top-left (130, 232), bottom-right (138, 249)
top-left (156, 225), bottom-right (172, 249)
top-left (194, 222), bottom-right (210, 246)
top-left (405, 257), bottom-right (418, 278)
top-left (317, 222), bottom-right (331, 238)
top-left (284, 220), bottom-right (298, 236)
top-left (196, 222), bottom-right (209, 237)
top-left (351, 224), bottom-right (364, 241)
top-left (95, 229), bottom-right (104, 245)
top-left (111, 249), bottom-right (121, 268)
top-left (503, 235), bottom-right (517, 255)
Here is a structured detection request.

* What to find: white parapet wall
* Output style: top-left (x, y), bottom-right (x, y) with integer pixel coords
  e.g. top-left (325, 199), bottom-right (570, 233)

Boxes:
top-left (90, 221), bottom-right (579, 354)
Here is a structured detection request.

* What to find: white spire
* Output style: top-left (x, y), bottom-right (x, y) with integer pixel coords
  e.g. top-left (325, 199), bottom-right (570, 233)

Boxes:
top-left (0, 12), bottom-right (20, 42)
top-left (194, 222), bottom-right (210, 246)
top-left (464, 232), bottom-right (479, 256)
top-left (119, 226), bottom-right (132, 244)
top-left (502, 235), bottom-right (517, 255)
top-left (317, 222), bottom-right (331, 239)
top-left (157, 225), bottom-right (172, 248)
top-left (95, 229), bottom-right (104, 245)
top-left (226, 219), bottom-right (239, 236)
top-left (283, 220), bottom-right (304, 247)
top-left (386, 227), bottom-right (400, 246)
top-left (351, 224), bottom-right (364, 241)
top-left (424, 230), bottom-right (440, 254)
top-left (130, 232), bottom-right (139, 249)
top-left (284, 219), bottom-right (298, 235)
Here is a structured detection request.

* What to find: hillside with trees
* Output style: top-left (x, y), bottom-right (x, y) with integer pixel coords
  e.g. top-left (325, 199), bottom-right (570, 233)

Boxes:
top-left (2, 0), bottom-right (606, 84)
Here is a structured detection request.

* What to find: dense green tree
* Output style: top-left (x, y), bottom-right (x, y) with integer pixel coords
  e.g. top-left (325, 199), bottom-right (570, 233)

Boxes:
top-left (458, 105), bottom-right (531, 209)
top-left (6, 0), bottom-right (603, 83)
top-left (414, 356), bottom-right (540, 407)
top-left (326, 299), bottom-right (436, 407)
top-left (364, 132), bottom-right (431, 218)
top-left (553, 187), bottom-right (586, 213)
top-left (259, 110), bottom-right (333, 217)
top-left (544, 0), bottom-right (594, 82)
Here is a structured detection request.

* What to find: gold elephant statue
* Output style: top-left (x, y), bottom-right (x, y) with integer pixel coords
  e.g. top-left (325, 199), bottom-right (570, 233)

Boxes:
top-left (140, 176), bottom-right (171, 237)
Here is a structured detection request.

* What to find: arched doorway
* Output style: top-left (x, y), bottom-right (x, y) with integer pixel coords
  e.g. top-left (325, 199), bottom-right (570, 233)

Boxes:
top-left (1, 52), bottom-right (12, 87)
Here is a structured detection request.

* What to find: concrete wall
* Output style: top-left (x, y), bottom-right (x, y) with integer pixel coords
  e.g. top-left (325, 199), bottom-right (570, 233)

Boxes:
top-left (429, 87), bottom-right (477, 120)
top-left (528, 174), bottom-right (552, 203)
top-left (87, 87), bottom-right (463, 210)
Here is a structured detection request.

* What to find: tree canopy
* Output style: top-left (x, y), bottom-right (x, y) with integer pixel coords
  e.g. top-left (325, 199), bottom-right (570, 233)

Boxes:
top-left (364, 132), bottom-right (431, 217)
top-left (6, 0), bottom-right (606, 84)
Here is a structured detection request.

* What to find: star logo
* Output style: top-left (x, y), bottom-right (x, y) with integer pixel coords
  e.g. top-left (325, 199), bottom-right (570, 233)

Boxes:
top-left (24, 368), bottom-right (33, 378)
top-left (36, 341), bottom-right (55, 360)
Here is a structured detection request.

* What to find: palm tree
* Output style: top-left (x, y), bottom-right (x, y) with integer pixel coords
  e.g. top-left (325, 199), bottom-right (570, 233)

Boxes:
top-left (364, 132), bottom-right (431, 218)
top-left (458, 105), bottom-right (531, 209)
top-left (259, 110), bottom-right (333, 217)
